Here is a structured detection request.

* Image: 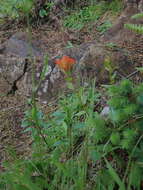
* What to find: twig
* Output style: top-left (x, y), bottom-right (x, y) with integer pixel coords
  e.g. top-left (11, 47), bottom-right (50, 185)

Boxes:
top-left (126, 70), bottom-right (139, 79)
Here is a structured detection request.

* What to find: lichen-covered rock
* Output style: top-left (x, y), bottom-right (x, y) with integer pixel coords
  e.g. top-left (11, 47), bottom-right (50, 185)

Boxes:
top-left (0, 54), bottom-right (25, 84)
top-left (2, 32), bottom-right (43, 57)
top-left (16, 60), bottom-right (64, 103)
top-left (0, 31), bottom-right (92, 103)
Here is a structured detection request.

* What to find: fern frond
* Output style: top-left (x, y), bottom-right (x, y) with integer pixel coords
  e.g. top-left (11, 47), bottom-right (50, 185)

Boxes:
top-left (131, 12), bottom-right (143, 19)
top-left (125, 23), bottom-right (143, 34)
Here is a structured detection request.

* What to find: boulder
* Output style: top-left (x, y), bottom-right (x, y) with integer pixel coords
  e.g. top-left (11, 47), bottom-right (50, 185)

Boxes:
top-left (0, 1), bottom-right (143, 103)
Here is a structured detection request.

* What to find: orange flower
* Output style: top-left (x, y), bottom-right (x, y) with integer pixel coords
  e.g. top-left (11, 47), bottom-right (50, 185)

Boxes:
top-left (55, 55), bottom-right (76, 72)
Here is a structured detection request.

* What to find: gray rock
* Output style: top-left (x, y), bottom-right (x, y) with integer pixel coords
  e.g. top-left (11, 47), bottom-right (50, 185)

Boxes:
top-left (100, 106), bottom-right (110, 117)
top-left (3, 32), bottom-right (43, 57)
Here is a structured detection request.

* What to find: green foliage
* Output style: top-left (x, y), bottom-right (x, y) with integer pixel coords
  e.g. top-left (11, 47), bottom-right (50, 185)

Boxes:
top-left (63, 0), bottom-right (122, 30)
top-left (0, 0), bottom-right (54, 23)
top-left (110, 132), bottom-right (120, 145)
top-left (131, 12), bottom-right (143, 19)
top-left (1, 2), bottom-right (143, 189)
top-left (39, 1), bottom-right (54, 18)
top-left (97, 20), bottom-right (112, 34)
top-left (0, 0), bottom-right (122, 27)
top-left (108, 80), bottom-right (143, 124)
top-left (125, 23), bottom-right (143, 34)
top-left (64, 5), bottom-right (103, 30)
top-left (0, 0), bottom-right (34, 20)
top-left (104, 158), bottom-right (126, 190)
top-left (125, 13), bottom-right (143, 34)
top-left (2, 78), bottom-right (143, 189)
top-left (106, 0), bottom-right (123, 14)
top-left (0, 83), bottom-right (101, 190)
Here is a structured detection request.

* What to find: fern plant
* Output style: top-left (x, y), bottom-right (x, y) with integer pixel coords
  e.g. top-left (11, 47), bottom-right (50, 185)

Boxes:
top-left (125, 12), bottom-right (143, 34)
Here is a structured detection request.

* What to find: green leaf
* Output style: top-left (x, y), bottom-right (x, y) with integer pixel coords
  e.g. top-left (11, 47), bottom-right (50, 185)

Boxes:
top-left (90, 150), bottom-right (102, 162)
top-left (131, 13), bottom-right (143, 19)
top-left (105, 158), bottom-right (125, 190)
top-left (39, 9), bottom-right (48, 18)
top-left (18, 0), bottom-right (33, 14)
top-left (110, 132), bottom-right (120, 145)
top-left (66, 82), bottom-right (74, 90)
top-left (73, 122), bottom-right (85, 129)
top-left (128, 162), bottom-right (142, 190)
top-left (137, 94), bottom-right (143, 105)
top-left (136, 67), bottom-right (143, 72)
top-left (21, 120), bottom-right (31, 127)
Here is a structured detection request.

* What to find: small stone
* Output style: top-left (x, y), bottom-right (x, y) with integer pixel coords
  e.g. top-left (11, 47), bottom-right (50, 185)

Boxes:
top-left (42, 100), bottom-right (48, 104)
top-left (43, 87), bottom-right (47, 93)
top-left (36, 73), bottom-right (40, 78)
top-left (38, 91), bottom-right (42, 96)
top-left (100, 106), bottom-right (110, 117)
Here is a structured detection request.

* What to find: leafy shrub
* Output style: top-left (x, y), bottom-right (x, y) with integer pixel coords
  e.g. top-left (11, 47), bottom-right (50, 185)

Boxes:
top-left (1, 79), bottom-right (143, 189)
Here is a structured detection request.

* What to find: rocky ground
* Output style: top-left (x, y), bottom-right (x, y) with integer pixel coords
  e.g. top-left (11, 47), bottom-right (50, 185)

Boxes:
top-left (0, 0), bottom-right (143, 171)
top-left (0, 20), bottom-right (101, 170)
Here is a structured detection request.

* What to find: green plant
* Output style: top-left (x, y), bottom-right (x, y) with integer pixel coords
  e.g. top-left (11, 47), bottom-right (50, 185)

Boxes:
top-left (63, 2), bottom-right (107, 30)
top-left (103, 56), bottom-right (117, 84)
top-left (21, 55), bottom-right (49, 144)
top-left (94, 80), bottom-right (143, 190)
top-left (0, 0), bottom-right (34, 20)
top-left (0, 81), bottom-right (101, 190)
top-left (2, 78), bottom-right (143, 189)
top-left (39, 1), bottom-right (54, 18)
top-left (106, 0), bottom-right (123, 14)
top-left (97, 20), bottom-right (112, 34)
top-left (125, 13), bottom-right (143, 34)
top-left (63, 0), bottom-right (122, 30)
top-left (2, 6), bottom-right (143, 189)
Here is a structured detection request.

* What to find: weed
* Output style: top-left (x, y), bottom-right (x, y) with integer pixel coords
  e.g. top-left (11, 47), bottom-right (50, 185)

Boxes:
top-left (63, 2), bottom-right (107, 30)
top-left (39, 1), bottom-right (54, 18)
top-left (2, 77), bottom-right (143, 189)
top-left (1, 1), bottom-right (143, 190)
top-left (63, 0), bottom-right (122, 31)
top-left (97, 20), bottom-right (112, 34)
top-left (125, 13), bottom-right (143, 35)
top-left (0, 0), bottom-right (33, 20)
